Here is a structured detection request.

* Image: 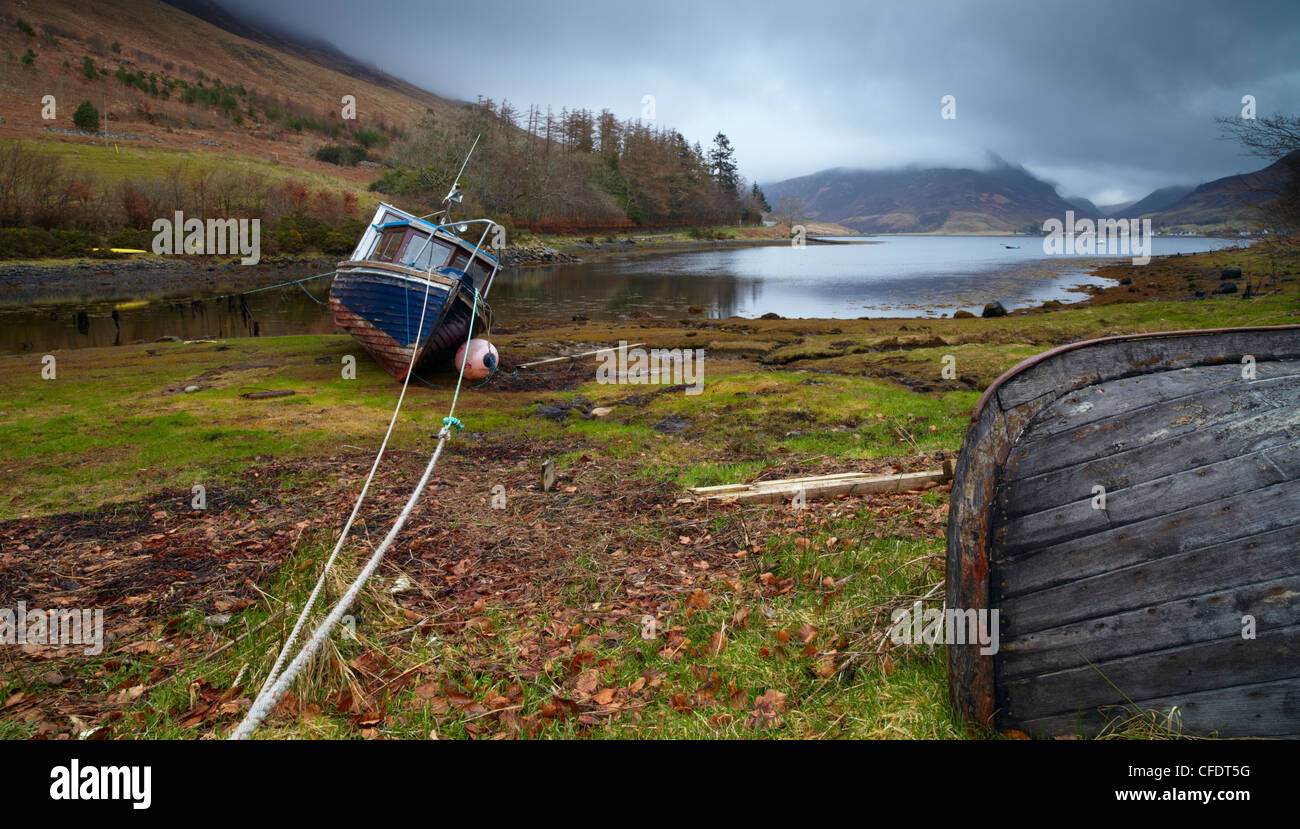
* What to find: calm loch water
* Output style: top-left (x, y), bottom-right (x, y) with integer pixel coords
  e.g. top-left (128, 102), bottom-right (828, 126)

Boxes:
top-left (0, 235), bottom-right (1247, 354)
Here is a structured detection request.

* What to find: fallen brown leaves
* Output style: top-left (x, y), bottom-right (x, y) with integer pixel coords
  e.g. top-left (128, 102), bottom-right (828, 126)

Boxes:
top-left (748, 689), bottom-right (788, 729)
top-left (1, 440), bottom-right (952, 739)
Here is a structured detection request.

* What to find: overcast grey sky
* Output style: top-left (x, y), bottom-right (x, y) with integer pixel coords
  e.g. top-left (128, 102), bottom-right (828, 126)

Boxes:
top-left (218, 0), bottom-right (1300, 203)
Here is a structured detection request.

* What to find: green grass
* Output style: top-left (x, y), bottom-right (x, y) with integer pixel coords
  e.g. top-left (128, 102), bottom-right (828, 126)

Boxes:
top-left (2, 138), bottom-right (377, 200)
top-left (3, 272), bottom-right (1295, 519)
top-left (0, 335), bottom-right (456, 516)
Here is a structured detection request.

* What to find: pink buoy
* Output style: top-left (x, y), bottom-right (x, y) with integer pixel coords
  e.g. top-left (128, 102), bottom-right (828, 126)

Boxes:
top-left (454, 338), bottom-right (498, 379)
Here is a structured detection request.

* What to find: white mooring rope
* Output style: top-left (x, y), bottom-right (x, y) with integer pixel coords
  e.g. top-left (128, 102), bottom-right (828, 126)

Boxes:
top-left (247, 266), bottom-right (437, 707)
top-left (231, 278), bottom-right (482, 740)
top-left (231, 425), bottom-right (454, 739)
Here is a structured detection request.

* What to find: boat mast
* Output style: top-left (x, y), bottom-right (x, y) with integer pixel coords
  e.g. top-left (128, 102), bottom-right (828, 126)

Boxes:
top-left (438, 133), bottom-right (480, 224)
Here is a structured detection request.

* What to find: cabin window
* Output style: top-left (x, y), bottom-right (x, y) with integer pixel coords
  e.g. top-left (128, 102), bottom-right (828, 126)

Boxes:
top-left (434, 238), bottom-right (456, 268)
top-left (413, 237), bottom-right (453, 270)
top-left (449, 250), bottom-right (471, 273)
top-left (398, 232), bottom-right (432, 269)
top-left (373, 228), bottom-right (407, 262)
top-left (468, 259), bottom-right (492, 291)
top-left (408, 240), bottom-right (439, 271)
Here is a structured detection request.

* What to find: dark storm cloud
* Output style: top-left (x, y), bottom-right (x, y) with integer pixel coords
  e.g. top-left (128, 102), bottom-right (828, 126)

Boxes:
top-left (216, 0), bottom-right (1300, 202)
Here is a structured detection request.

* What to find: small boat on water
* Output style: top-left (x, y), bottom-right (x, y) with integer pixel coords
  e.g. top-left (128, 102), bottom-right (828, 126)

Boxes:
top-left (947, 325), bottom-right (1300, 738)
top-left (330, 193), bottom-right (499, 380)
top-left (1001, 244), bottom-right (1020, 249)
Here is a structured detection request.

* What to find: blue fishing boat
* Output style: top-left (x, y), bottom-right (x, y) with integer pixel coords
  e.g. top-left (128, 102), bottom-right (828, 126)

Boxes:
top-left (329, 200), bottom-right (499, 379)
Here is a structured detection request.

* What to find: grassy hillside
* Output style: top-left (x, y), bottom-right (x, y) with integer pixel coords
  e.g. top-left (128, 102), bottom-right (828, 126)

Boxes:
top-left (1125, 184), bottom-right (1194, 217)
top-left (1145, 155), bottom-right (1295, 232)
top-left (4, 138), bottom-right (378, 198)
top-left (0, 1), bottom-right (767, 252)
top-left (0, 0), bottom-right (460, 183)
top-left (0, 0), bottom-right (461, 261)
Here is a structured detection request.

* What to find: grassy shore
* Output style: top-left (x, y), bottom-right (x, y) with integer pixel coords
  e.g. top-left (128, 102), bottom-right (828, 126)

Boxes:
top-left (0, 246), bottom-right (1296, 739)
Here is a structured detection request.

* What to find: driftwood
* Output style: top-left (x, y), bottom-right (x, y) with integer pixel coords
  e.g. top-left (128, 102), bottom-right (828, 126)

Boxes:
top-left (689, 461), bottom-right (953, 505)
top-left (240, 390), bottom-right (296, 400)
top-left (518, 343), bottom-right (645, 369)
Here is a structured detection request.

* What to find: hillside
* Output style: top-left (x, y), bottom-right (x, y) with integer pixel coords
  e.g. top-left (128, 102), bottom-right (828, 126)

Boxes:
top-left (0, 0), bottom-right (463, 184)
top-left (762, 161), bottom-right (1077, 234)
top-left (765, 153), bottom-right (1295, 234)
top-left (1066, 196), bottom-right (1103, 217)
top-left (1124, 184), bottom-right (1194, 218)
top-left (1144, 153), bottom-right (1297, 230)
top-left (1096, 199), bottom-right (1136, 216)
top-left (0, 0), bottom-right (765, 254)
top-left (162, 0), bottom-right (464, 104)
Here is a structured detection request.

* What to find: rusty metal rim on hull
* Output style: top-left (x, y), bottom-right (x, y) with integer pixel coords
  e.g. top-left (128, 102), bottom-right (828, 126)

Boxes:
top-left (971, 324), bottom-right (1300, 422)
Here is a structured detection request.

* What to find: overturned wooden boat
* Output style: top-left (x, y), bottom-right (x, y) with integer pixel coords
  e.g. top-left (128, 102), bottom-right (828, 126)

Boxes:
top-left (947, 325), bottom-right (1300, 738)
top-left (330, 201), bottom-right (498, 379)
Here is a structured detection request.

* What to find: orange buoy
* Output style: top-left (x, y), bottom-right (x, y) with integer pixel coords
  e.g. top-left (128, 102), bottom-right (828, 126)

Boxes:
top-left (454, 338), bottom-right (498, 379)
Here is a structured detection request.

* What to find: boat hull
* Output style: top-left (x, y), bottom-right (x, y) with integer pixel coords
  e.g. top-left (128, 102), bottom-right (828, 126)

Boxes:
top-left (947, 326), bottom-right (1300, 738)
top-left (329, 261), bottom-right (490, 380)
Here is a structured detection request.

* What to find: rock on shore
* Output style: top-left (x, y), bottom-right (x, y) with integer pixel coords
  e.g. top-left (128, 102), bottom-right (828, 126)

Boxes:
top-left (500, 244), bottom-right (582, 268)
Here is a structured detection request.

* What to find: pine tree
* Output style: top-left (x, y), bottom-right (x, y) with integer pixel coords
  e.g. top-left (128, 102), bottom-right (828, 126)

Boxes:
top-left (707, 132), bottom-right (739, 196)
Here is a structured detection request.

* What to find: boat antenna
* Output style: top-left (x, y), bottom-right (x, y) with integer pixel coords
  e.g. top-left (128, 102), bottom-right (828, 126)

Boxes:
top-left (442, 133), bottom-right (481, 216)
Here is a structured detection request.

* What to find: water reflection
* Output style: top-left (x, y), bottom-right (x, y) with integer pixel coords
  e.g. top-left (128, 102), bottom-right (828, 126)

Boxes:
top-left (489, 235), bottom-right (1247, 320)
top-left (0, 235), bottom-right (1247, 354)
top-left (0, 289), bottom-right (338, 353)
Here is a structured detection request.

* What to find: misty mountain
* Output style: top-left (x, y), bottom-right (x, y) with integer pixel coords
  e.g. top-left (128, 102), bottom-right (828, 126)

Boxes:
top-left (1097, 199), bottom-right (1137, 216)
top-left (765, 152), bottom-right (1296, 233)
top-left (1066, 197), bottom-right (1103, 217)
top-left (1124, 185), bottom-right (1195, 217)
top-left (762, 161), bottom-right (1077, 234)
top-left (1144, 155), bottom-right (1297, 229)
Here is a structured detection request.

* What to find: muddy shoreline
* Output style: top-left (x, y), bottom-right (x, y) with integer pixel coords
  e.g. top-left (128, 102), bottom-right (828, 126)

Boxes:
top-left (0, 255), bottom-right (341, 308)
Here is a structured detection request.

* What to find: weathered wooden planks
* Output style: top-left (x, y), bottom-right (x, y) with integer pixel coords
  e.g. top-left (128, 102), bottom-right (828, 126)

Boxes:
top-left (1003, 368), bottom-right (1300, 483)
top-left (1014, 677), bottom-right (1300, 739)
top-left (997, 574), bottom-right (1300, 680)
top-left (1001, 401), bottom-right (1300, 517)
top-left (999, 626), bottom-right (1300, 730)
top-left (945, 325), bottom-right (1300, 737)
top-left (994, 440), bottom-right (1300, 556)
top-left (1011, 358), bottom-right (1300, 443)
top-left (944, 413), bottom-right (999, 729)
top-left (999, 525), bottom-right (1300, 635)
top-left (993, 329), bottom-right (1300, 412)
top-left (995, 480), bottom-right (1300, 598)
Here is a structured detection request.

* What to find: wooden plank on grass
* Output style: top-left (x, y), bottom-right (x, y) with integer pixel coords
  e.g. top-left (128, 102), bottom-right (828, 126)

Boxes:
top-left (689, 467), bottom-right (950, 504)
top-left (518, 343), bottom-right (645, 369)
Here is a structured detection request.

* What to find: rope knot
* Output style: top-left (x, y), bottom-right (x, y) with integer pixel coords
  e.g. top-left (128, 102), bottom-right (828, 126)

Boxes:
top-left (442, 415), bottom-right (464, 433)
